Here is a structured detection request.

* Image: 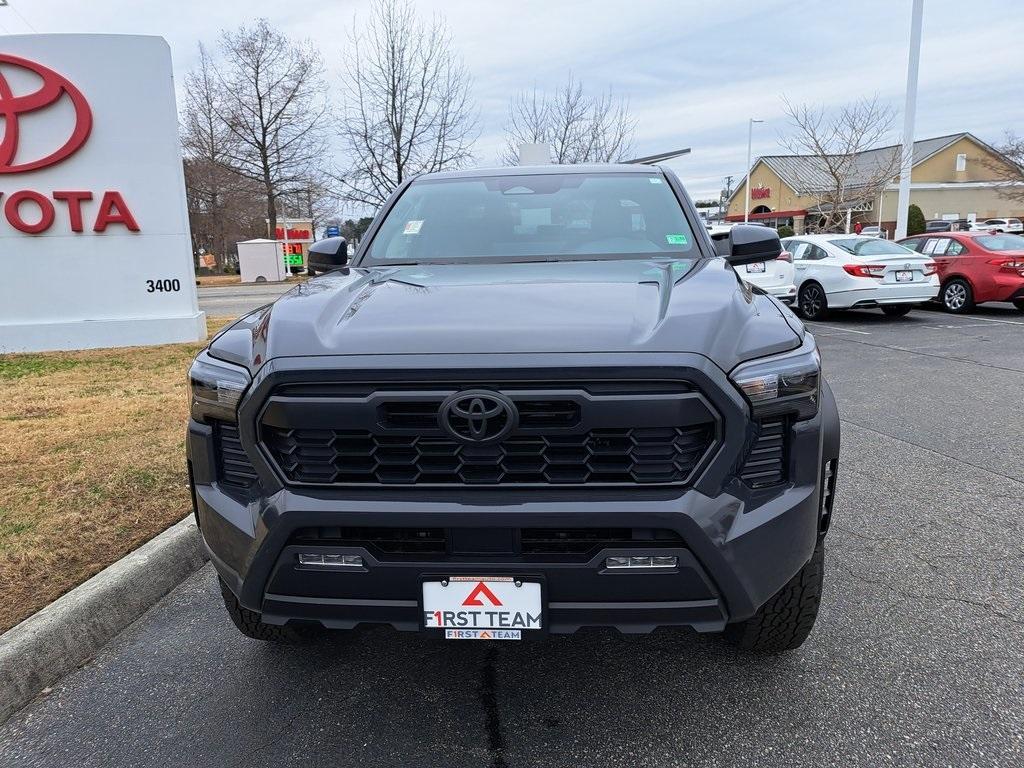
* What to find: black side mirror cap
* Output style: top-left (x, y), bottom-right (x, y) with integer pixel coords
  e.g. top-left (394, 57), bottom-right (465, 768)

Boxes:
top-left (727, 224), bottom-right (782, 265)
top-left (309, 236), bottom-right (349, 265)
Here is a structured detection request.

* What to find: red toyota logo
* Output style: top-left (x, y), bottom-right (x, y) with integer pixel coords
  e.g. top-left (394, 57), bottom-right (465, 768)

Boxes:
top-left (0, 53), bottom-right (92, 174)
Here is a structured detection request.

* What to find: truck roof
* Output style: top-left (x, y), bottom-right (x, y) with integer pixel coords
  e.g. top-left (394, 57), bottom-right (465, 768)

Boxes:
top-left (419, 163), bottom-right (662, 181)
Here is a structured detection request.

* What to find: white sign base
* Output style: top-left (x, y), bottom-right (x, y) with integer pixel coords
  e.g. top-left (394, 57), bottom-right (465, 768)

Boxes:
top-left (0, 34), bottom-right (206, 354)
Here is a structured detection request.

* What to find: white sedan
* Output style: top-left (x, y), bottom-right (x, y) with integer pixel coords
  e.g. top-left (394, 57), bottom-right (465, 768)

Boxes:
top-left (708, 225), bottom-right (797, 305)
top-left (780, 234), bottom-right (940, 320)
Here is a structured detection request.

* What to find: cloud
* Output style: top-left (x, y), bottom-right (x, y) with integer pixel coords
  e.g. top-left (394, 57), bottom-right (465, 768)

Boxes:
top-left (19, 0), bottom-right (1024, 204)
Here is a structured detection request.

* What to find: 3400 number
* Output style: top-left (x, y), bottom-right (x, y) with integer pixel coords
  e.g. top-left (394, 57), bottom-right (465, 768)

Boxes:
top-left (146, 279), bottom-right (181, 293)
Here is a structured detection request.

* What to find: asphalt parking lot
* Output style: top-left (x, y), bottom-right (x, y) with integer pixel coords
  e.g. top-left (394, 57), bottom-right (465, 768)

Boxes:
top-left (2, 303), bottom-right (1022, 767)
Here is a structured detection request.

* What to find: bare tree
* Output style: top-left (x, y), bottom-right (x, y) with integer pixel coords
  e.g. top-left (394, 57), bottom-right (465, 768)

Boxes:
top-left (980, 131), bottom-right (1024, 204)
top-left (181, 43), bottom-right (253, 269)
top-left (502, 75), bottom-right (636, 165)
top-left (780, 96), bottom-right (901, 232)
top-left (337, 0), bottom-right (478, 207)
top-left (212, 19), bottom-right (329, 238)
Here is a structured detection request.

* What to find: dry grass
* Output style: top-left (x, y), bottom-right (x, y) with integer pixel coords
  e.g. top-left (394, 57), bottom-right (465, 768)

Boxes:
top-left (0, 317), bottom-right (233, 632)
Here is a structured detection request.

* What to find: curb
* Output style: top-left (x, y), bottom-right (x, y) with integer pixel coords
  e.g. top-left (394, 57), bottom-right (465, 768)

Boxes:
top-left (0, 516), bottom-right (208, 725)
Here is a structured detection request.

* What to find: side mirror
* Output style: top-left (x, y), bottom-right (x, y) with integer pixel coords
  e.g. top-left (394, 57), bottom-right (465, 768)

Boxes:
top-left (309, 236), bottom-right (348, 266)
top-left (727, 224), bottom-right (782, 265)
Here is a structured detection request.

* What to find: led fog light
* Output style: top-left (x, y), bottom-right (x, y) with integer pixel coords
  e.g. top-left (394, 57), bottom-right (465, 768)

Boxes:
top-left (605, 555), bottom-right (678, 569)
top-left (298, 553), bottom-right (364, 567)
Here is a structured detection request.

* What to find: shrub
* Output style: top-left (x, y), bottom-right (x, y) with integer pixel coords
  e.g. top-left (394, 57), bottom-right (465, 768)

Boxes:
top-left (777, 225), bottom-right (795, 239)
top-left (907, 204), bottom-right (926, 236)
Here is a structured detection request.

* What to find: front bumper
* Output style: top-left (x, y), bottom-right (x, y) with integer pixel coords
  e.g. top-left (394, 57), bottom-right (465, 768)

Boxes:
top-left (188, 355), bottom-right (840, 636)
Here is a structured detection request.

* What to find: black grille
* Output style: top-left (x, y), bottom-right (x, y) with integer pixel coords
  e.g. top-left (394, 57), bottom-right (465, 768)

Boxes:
top-left (381, 399), bottom-right (581, 430)
top-left (215, 422), bottom-right (258, 487)
top-left (739, 419), bottom-right (787, 487)
top-left (292, 526), bottom-right (447, 554)
top-left (519, 528), bottom-right (683, 554)
top-left (262, 425), bottom-right (714, 486)
top-left (290, 526), bottom-right (683, 559)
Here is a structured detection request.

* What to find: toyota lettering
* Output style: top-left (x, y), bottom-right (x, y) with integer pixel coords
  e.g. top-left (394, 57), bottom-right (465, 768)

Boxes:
top-left (0, 52), bottom-right (139, 235)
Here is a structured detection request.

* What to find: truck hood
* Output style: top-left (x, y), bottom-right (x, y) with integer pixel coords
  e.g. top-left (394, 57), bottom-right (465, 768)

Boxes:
top-left (209, 259), bottom-right (802, 373)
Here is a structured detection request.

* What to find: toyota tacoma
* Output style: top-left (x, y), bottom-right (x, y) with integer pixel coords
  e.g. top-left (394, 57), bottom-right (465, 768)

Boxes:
top-left (187, 164), bottom-right (840, 652)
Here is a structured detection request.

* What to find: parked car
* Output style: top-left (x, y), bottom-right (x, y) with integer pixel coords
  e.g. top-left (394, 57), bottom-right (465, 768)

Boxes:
top-left (968, 218), bottom-right (1023, 234)
top-left (925, 219), bottom-right (973, 233)
top-left (897, 231), bottom-right (1024, 313)
top-left (708, 224), bottom-right (796, 304)
top-left (188, 165), bottom-right (841, 652)
top-left (781, 234), bottom-right (939, 320)
top-left (305, 236), bottom-right (349, 276)
top-left (858, 225), bottom-right (884, 238)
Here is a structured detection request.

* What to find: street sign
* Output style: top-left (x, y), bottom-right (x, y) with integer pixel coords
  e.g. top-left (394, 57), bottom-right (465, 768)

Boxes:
top-left (325, 225), bottom-right (340, 238)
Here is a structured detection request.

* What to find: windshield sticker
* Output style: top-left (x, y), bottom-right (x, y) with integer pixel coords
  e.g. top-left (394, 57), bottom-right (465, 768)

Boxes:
top-left (648, 177), bottom-right (663, 184)
top-left (403, 220), bottom-right (424, 235)
top-left (666, 234), bottom-right (688, 245)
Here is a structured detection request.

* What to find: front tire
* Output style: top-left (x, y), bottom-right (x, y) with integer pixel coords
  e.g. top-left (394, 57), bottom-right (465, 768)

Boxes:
top-left (219, 578), bottom-right (307, 642)
top-left (881, 304), bottom-right (912, 317)
top-left (1013, 299), bottom-right (1024, 312)
top-left (941, 278), bottom-right (974, 313)
top-left (723, 543), bottom-right (824, 653)
top-left (798, 283), bottom-right (829, 321)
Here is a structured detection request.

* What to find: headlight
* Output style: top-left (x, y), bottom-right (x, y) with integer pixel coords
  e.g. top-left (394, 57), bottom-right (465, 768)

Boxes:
top-left (730, 337), bottom-right (820, 420)
top-left (188, 352), bottom-right (251, 422)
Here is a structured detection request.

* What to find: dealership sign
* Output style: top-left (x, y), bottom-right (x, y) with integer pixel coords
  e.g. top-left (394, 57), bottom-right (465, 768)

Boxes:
top-left (0, 35), bottom-right (204, 353)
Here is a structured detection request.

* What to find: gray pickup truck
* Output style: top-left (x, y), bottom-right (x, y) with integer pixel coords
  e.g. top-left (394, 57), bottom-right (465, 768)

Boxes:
top-left (187, 164), bottom-right (840, 652)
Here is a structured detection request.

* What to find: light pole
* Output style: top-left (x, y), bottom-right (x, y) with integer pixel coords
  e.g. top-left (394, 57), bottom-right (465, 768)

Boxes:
top-left (744, 118), bottom-right (764, 223)
top-left (895, 0), bottom-right (924, 239)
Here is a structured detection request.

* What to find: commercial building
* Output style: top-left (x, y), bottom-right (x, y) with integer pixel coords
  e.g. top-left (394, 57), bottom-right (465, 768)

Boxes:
top-left (725, 132), bottom-right (1022, 235)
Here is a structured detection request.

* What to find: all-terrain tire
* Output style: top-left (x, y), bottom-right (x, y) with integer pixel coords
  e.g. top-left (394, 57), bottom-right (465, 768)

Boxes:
top-left (723, 543), bottom-right (824, 653)
top-left (218, 578), bottom-right (306, 642)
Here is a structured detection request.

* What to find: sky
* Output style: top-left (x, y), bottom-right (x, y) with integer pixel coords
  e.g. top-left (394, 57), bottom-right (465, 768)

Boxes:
top-left (2, 0), bottom-right (1022, 209)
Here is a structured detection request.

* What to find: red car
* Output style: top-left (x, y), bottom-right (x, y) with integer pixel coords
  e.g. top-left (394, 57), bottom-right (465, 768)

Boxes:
top-left (898, 231), bottom-right (1024, 313)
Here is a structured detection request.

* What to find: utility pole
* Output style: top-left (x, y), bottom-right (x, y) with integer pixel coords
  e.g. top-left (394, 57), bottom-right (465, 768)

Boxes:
top-left (895, 0), bottom-right (924, 240)
top-left (745, 119), bottom-right (764, 223)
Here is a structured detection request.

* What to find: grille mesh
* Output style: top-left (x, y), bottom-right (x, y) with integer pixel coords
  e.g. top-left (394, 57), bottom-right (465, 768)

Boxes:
top-left (739, 420), bottom-right (786, 487)
top-left (262, 425), bottom-right (714, 487)
top-left (216, 423), bottom-right (258, 487)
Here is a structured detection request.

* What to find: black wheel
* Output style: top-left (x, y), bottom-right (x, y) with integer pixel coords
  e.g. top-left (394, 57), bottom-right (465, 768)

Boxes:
top-left (881, 304), bottom-right (912, 317)
top-left (723, 543), bottom-right (824, 653)
top-left (798, 283), bottom-right (829, 320)
top-left (219, 578), bottom-right (308, 642)
top-left (306, 267), bottom-right (316, 277)
top-left (1013, 299), bottom-right (1024, 312)
top-left (940, 278), bottom-right (974, 313)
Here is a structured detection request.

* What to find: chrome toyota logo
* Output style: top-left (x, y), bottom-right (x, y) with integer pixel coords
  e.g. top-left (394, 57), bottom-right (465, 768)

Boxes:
top-left (439, 390), bottom-right (518, 443)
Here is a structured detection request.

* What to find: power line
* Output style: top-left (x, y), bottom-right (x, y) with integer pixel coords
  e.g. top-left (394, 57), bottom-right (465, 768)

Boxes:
top-left (7, 1), bottom-right (39, 32)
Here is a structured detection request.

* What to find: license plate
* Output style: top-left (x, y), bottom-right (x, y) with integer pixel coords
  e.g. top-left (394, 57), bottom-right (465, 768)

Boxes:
top-left (423, 577), bottom-right (542, 638)
top-left (746, 262), bottom-right (766, 273)
top-left (895, 270), bottom-right (914, 282)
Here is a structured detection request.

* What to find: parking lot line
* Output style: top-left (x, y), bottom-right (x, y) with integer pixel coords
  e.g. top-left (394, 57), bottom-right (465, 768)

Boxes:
top-left (807, 323), bottom-right (871, 335)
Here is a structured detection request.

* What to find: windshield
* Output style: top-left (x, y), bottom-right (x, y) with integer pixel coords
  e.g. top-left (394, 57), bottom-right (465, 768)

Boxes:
top-left (362, 173), bottom-right (698, 265)
top-left (829, 238), bottom-right (919, 257)
top-left (977, 234), bottom-right (1024, 251)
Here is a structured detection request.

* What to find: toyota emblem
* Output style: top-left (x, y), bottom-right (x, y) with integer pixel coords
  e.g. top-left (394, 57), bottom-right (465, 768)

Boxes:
top-left (439, 390), bottom-right (518, 443)
top-left (0, 53), bottom-right (93, 174)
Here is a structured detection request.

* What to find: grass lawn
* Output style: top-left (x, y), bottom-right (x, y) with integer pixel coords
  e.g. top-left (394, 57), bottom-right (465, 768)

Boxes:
top-left (0, 317), bottom-right (233, 632)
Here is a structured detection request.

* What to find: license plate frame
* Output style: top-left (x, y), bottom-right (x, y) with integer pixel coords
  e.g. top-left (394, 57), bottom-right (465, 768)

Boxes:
top-left (421, 576), bottom-right (545, 639)
top-left (746, 262), bottom-right (766, 273)
top-left (895, 270), bottom-right (914, 282)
